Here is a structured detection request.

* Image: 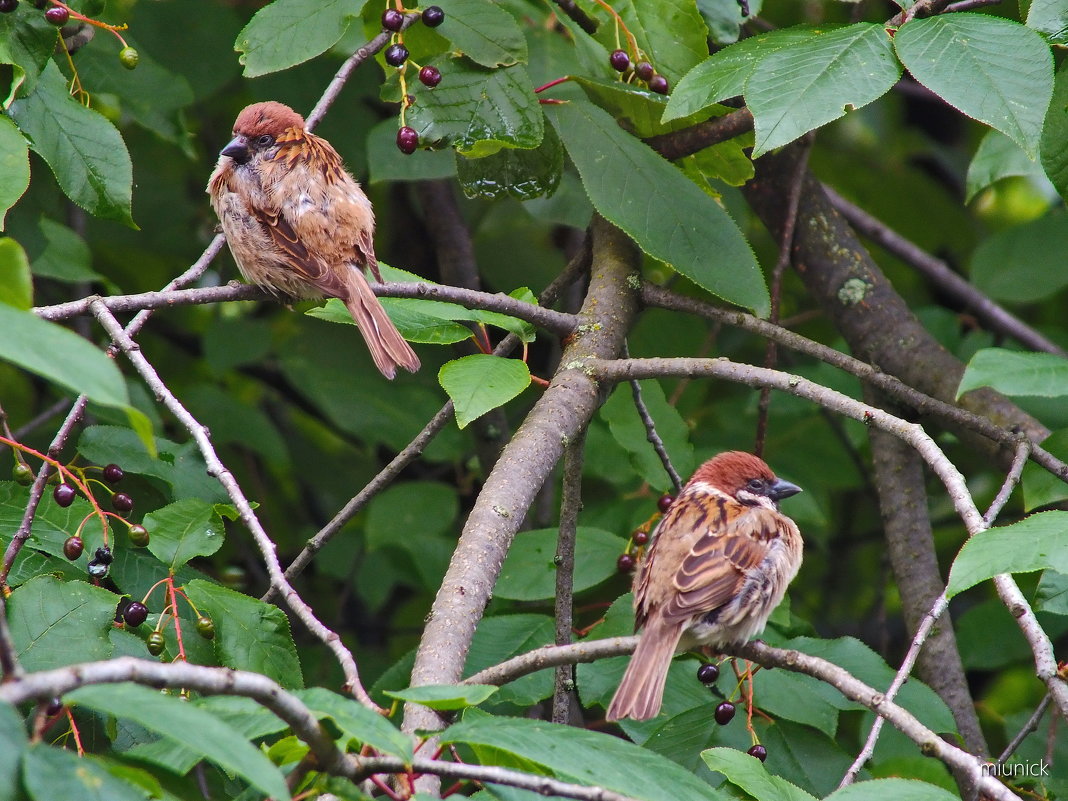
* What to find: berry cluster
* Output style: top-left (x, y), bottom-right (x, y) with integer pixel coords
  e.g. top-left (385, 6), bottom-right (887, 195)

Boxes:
top-left (609, 48), bottom-right (669, 95)
top-left (616, 494), bottom-right (673, 574)
top-left (380, 4), bottom-right (447, 154)
top-left (0, 1), bottom-right (138, 70)
top-left (697, 662), bottom-right (768, 762)
top-left (118, 575), bottom-right (216, 658)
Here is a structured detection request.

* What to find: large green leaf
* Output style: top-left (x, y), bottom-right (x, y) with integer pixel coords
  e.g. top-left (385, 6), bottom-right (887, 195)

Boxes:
top-left (957, 348), bottom-right (1068, 398)
top-left (0, 702), bottom-right (27, 801)
top-left (296, 687), bottom-right (414, 760)
top-left (747, 23), bottom-right (900, 156)
top-left (365, 480), bottom-right (459, 550)
top-left (495, 527), bottom-right (627, 601)
top-left (894, 14), bottom-right (1053, 159)
top-left (947, 511), bottom-right (1068, 597)
top-left (0, 237), bottom-right (31, 309)
top-left (969, 216), bottom-right (1068, 303)
top-left (702, 746), bottom-right (817, 801)
top-left (7, 575), bottom-right (115, 671)
top-left (68, 683), bottom-right (290, 800)
top-left (1041, 59), bottom-right (1068, 200)
top-left (965, 131), bottom-right (1051, 204)
top-left (183, 580), bottom-right (304, 689)
top-left (463, 615), bottom-right (556, 707)
top-left (1022, 428), bottom-right (1068, 511)
top-left (236, 0), bottom-right (364, 78)
top-left (433, 0), bottom-right (527, 67)
top-left (22, 746), bottom-right (148, 801)
top-left (1027, 0), bottom-right (1068, 46)
top-left (0, 5), bottom-right (55, 102)
top-left (143, 499), bottom-right (226, 571)
top-left (8, 61), bottom-right (134, 227)
top-left (549, 100), bottom-right (768, 316)
top-left (456, 123), bottom-right (563, 201)
top-left (439, 354), bottom-right (531, 429)
top-left (0, 114), bottom-right (29, 228)
top-left (600, 381), bottom-right (695, 491)
top-left (441, 716), bottom-right (727, 801)
top-left (827, 779), bottom-right (968, 801)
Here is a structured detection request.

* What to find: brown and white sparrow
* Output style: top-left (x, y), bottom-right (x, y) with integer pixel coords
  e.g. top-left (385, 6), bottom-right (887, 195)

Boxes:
top-left (606, 451), bottom-right (803, 721)
top-left (207, 101), bottom-right (420, 379)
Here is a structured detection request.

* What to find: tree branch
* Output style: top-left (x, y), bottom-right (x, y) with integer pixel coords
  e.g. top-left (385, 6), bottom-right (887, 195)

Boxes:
top-left (553, 432), bottom-right (586, 723)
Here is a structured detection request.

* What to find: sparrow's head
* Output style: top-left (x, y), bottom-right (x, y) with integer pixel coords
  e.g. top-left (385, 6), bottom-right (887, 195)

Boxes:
top-left (220, 101), bottom-right (305, 165)
top-left (691, 451), bottom-right (801, 507)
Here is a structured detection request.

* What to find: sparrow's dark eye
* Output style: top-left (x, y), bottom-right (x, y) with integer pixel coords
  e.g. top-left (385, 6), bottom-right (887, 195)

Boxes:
top-left (746, 478), bottom-right (766, 493)
top-left (256, 134), bottom-right (275, 147)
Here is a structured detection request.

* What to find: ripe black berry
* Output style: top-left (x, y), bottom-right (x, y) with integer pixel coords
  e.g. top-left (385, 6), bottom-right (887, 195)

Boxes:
top-left (714, 701), bottom-right (736, 725)
top-left (396, 126), bottom-right (419, 154)
top-left (62, 536), bottom-right (83, 561)
top-left (112, 492), bottom-right (133, 513)
top-left (44, 5), bottom-right (67, 25)
top-left (697, 662), bottom-right (720, 684)
top-left (747, 744), bottom-right (767, 762)
top-left (609, 49), bottom-right (629, 72)
top-left (45, 697), bottom-right (63, 716)
top-left (632, 530), bottom-right (648, 546)
top-left (384, 43), bottom-right (409, 67)
top-left (146, 631), bottom-right (165, 655)
top-left (0, 0), bottom-right (18, 12)
top-left (419, 65), bottom-right (441, 87)
top-left (53, 484), bottom-right (76, 507)
top-left (87, 560), bottom-right (108, 578)
top-left (421, 5), bottom-right (444, 26)
top-left (123, 601), bottom-right (148, 627)
top-left (117, 46), bottom-right (138, 70)
top-left (617, 553), bottom-right (635, 573)
top-left (128, 524), bottom-right (150, 547)
top-left (12, 463), bottom-right (33, 485)
top-left (635, 61), bottom-right (654, 81)
top-left (94, 545), bottom-right (113, 565)
top-left (657, 494), bottom-right (674, 513)
top-left (381, 8), bottom-right (404, 31)
top-left (196, 615), bottom-right (215, 640)
top-left (648, 74), bottom-right (669, 95)
top-left (102, 463), bottom-right (124, 483)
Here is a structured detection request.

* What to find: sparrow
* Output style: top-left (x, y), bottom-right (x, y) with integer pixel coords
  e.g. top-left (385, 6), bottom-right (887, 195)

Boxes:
top-left (606, 451), bottom-right (803, 721)
top-left (207, 101), bottom-right (420, 379)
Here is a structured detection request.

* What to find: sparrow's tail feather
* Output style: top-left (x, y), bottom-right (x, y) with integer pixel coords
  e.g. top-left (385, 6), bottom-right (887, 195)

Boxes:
top-left (606, 619), bottom-right (686, 722)
top-left (344, 268), bottom-right (420, 380)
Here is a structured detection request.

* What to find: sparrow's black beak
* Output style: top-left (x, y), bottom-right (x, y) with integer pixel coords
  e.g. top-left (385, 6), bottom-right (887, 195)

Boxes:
top-left (769, 477), bottom-right (802, 501)
top-left (221, 135), bottom-right (250, 164)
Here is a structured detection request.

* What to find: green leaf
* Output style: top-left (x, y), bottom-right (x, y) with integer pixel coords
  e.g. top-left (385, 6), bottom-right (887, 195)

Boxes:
top-left (0, 6), bottom-right (55, 103)
top-left (947, 511), bottom-right (1068, 597)
top-left (406, 61), bottom-right (543, 157)
top-left (456, 123), bottom-right (562, 201)
top-left (433, 0), bottom-right (527, 67)
top-left (747, 23), bottom-right (900, 156)
top-left (365, 480), bottom-right (458, 549)
top-left (600, 381), bottom-right (695, 492)
top-left (143, 499), bottom-right (226, 571)
top-left (464, 615), bottom-right (555, 707)
top-left (441, 716), bottom-right (724, 801)
top-left (495, 527), bottom-right (627, 601)
top-left (969, 216), bottom-right (1068, 303)
top-left (957, 348), bottom-right (1068, 398)
top-left (826, 778), bottom-right (962, 801)
top-left (296, 687), bottom-right (414, 760)
top-left (1023, 428), bottom-right (1068, 511)
top-left (183, 580), bottom-right (304, 689)
top-left (894, 14), bottom-right (1053, 158)
top-left (8, 61), bottom-right (135, 227)
top-left (439, 354), bottom-right (531, 429)
top-left (384, 684), bottom-right (499, 710)
top-left (7, 575), bottom-right (115, 671)
top-left (0, 114), bottom-right (29, 227)
top-left (1041, 59), bottom-right (1068, 200)
top-left (699, 0), bottom-right (765, 45)
top-left (68, 683), bottom-right (290, 801)
top-left (0, 702), bottom-right (27, 801)
top-left (22, 745), bottom-right (148, 801)
top-left (1027, 0), bottom-right (1068, 46)
top-left (702, 746), bottom-right (817, 801)
top-left (663, 26), bottom-right (825, 123)
top-left (236, 0), bottom-right (363, 78)
top-left (0, 304), bottom-right (129, 407)
top-left (1036, 569), bottom-right (1068, 615)
top-left (548, 99), bottom-right (768, 316)
top-left (13, 216), bottom-right (99, 282)
top-left (966, 131), bottom-right (1052, 204)
top-left (0, 237), bottom-right (31, 308)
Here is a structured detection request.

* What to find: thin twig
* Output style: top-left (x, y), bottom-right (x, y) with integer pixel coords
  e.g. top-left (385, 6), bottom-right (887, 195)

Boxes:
top-left (552, 432), bottom-right (586, 723)
top-left (623, 343), bottom-right (682, 493)
top-left (983, 439), bottom-right (1030, 526)
top-left (998, 694), bottom-right (1051, 764)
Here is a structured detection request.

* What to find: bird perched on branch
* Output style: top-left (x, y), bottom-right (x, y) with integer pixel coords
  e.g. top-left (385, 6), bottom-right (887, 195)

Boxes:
top-left (208, 101), bottom-right (420, 379)
top-left (607, 451), bottom-right (803, 721)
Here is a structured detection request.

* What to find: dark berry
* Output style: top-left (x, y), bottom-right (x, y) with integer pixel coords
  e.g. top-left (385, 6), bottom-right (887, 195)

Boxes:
top-left (102, 463), bottom-right (124, 483)
top-left (714, 701), bottom-right (736, 725)
top-left (648, 74), bottom-right (669, 95)
top-left (635, 61), bottom-right (654, 81)
top-left (697, 662), bottom-right (720, 684)
top-left (396, 126), bottom-right (419, 154)
top-left (94, 545), bottom-right (113, 565)
top-left (617, 553), bottom-right (635, 573)
top-left (12, 462), bottom-right (33, 485)
top-left (53, 484), bottom-right (76, 507)
top-left (87, 560), bottom-right (108, 578)
top-left (384, 43), bottom-right (409, 67)
top-left (657, 494), bottom-right (674, 513)
top-left (45, 697), bottom-right (63, 716)
top-left (195, 615), bottom-right (215, 640)
top-left (112, 492), bottom-right (133, 513)
top-left (146, 631), bottom-right (165, 656)
top-left (419, 65), bottom-right (441, 87)
top-left (123, 601), bottom-right (148, 627)
top-left (421, 5), bottom-right (444, 26)
top-left (117, 46), bottom-right (138, 70)
top-left (0, 0), bottom-right (18, 12)
top-left (632, 530), bottom-right (649, 546)
top-left (62, 536), bottom-right (84, 561)
top-left (381, 8), bottom-right (404, 31)
top-left (44, 5), bottom-right (68, 25)
top-left (609, 49), bottom-right (629, 72)
top-left (128, 524), bottom-right (150, 547)
top-left (747, 744), bottom-right (767, 762)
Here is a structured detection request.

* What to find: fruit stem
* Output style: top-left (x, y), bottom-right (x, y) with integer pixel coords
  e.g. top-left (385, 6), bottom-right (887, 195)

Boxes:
top-left (534, 76), bottom-right (572, 94)
top-left (590, 0), bottom-right (640, 58)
